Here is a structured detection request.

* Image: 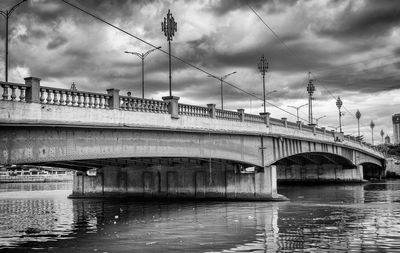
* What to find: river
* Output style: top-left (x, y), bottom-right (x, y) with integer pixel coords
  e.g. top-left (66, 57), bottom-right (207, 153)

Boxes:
top-left (1, 181), bottom-right (400, 252)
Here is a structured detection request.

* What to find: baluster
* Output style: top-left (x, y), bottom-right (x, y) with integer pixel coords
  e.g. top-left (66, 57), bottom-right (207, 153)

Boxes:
top-left (89, 94), bottom-right (94, 108)
top-left (83, 94), bottom-right (88, 107)
top-left (149, 100), bottom-right (154, 112)
top-left (136, 99), bottom-right (141, 111)
top-left (154, 101), bottom-right (160, 113)
top-left (71, 92), bottom-right (78, 106)
top-left (119, 98), bottom-right (125, 110)
top-left (132, 99), bottom-right (137, 111)
top-left (19, 87), bottom-right (26, 102)
top-left (1, 84), bottom-right (9, 100)
top-left (99, 95), bottom-right (105, 109)
top-left (104, 96), bottom-right (110, 109)
top-left (10, 86), bottom-right (17, 101)
top-left (46, 89), bottom-right (53, 104)
top-left (125, 97), bottom-right (131, 110)
top-left (60, 91), bottom-right (66, 105)
top-left (94, 95), bottom-right (99, 108)
top-left (77, 93), bottom-right (83, 107)
top-left (66, 91), bottom-right (71, 105)
top-left (144, 100), bottom-right (149, 112)
top-left (53, 90), bottom-right (59, 105)
top-left (40, 88), bottom-right (46, 103)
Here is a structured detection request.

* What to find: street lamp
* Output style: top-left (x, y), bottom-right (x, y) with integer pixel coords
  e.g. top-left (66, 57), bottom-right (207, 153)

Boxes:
top-left (161, 9), bottom-right (177, 97)
top-left (380, 129), bottom-right (384, 144)
top-left (356, 109), bottom-right (361, 138)
top-left (207, 71), bottom-right (236, 110)
top-left (370, 120), bottom-right (375, 145)
top-left (258, 54), bottom-right (268, 113)
top-left (314, 115), bottom-right (327, 126)
top-left (287, 103), bottom-right (308, 122)
top-left (336, 96), bottom-right (343, 132)
top-left (125, 46), bottom-right (161, 99)
top-left (0, 0), bottom-right (27, 82)
top-left (306, 72), bottom-right (315, 125)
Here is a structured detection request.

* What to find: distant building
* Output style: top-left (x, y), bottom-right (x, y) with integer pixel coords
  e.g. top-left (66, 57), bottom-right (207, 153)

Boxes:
top-left (393, 114), bottom-right (400, 144)
top-left (385, 135), bottom-right (391, 144)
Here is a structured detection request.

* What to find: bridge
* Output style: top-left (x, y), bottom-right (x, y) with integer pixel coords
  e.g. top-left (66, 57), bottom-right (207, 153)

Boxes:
top-left (0, 77), bottom-right (385, 200)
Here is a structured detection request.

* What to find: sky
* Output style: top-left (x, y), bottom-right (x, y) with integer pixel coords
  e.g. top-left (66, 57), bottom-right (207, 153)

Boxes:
top-left (0, 0), bottom-right (399, 143)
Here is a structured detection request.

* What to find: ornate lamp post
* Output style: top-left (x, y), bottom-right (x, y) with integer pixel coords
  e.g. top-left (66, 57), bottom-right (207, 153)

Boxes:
top-left (258, 54), bottom-right (268, 113)
top-left (356, 109), bottom-right (361, 138)
top-left (288, 103), bottom-right (308, 122)
top-left (370, 120), bottom-right (375, 145)
top-left (336, 96), bottom-right (343, 132)
top-left (0, 0), bottom-right (27, 82)
top-left (380, 129), bottom-right (384, 144)
top-left (306, 72), bottom-right (315, 125)
top-left (161, 9), bottom-right (177, 97)
top-left (125, 46), bottom-right (161, 99)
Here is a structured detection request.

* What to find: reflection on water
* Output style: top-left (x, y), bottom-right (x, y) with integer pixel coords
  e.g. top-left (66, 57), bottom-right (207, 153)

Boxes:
top-left (1, 181), bottom-right (400, 252)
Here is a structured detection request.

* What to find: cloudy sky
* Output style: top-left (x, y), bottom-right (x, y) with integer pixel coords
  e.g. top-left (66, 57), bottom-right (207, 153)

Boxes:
top-left (1, 0), bottom-right (399, 142)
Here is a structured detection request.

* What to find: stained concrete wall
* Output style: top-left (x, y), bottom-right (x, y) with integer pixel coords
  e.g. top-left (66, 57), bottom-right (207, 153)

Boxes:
top-left (277, 164), bottom-right (364, 183)
top-left (71, 163), bottom-right (284, 201)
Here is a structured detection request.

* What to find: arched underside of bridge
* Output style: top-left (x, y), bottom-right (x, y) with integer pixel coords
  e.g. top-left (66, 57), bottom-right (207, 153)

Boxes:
top-left (361, 162), bottom-right (385, 180)
top-left (273, 152), bottom-right (375, 183)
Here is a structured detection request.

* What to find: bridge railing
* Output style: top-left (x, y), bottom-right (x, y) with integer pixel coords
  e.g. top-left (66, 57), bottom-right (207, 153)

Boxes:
top-left (0, 78), bottom-right (383, 156)
top-left (120, 96), bottom-right (169, 113)
top-left (39, 86), bottom-right (111, 109)
top-left (0, 81), bottom-right (29, 102)
top-left (178, 103), bottom-right (209, 117)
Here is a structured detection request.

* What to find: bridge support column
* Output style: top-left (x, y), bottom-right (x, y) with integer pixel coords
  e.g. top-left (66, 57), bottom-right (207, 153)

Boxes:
top-left (70, 162), bottom-right (287, 201)
top-left (357, 165), bottom-right (364, 180)
top-left (263, 165), bottom-right (278, 198)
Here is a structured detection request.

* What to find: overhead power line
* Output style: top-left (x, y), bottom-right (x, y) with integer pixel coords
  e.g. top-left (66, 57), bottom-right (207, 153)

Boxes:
top-left (60, 0), bottom-right (308, 121)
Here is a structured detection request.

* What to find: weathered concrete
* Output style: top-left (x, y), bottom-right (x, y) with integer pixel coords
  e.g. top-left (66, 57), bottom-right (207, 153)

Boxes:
top-left (71, 161), bottom-right (286, 201)
top-left (277, 164), bottom-right (365, 184)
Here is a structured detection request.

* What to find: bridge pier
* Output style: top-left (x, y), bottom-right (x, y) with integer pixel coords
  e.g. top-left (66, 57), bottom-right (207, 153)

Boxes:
top-left (277, 164), bottom-right (365, 184)
top-left (70, 161), bottom-right (287, 201)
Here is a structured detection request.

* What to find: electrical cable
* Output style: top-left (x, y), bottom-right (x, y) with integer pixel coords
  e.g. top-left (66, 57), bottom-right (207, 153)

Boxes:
top-left (61, 0), bottom-right (307, 120)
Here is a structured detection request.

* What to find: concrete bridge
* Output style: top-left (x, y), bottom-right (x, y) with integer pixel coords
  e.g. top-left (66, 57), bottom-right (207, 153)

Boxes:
top-left (0, 77), bottom-right (385, 200)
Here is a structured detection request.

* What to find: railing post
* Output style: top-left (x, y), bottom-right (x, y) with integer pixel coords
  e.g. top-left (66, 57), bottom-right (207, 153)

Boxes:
top-left (312, 125), bottom-right (316, 135)
top-left (207, 104), bottom-right (216, 118)
top-left (281, 117), bottom-right (287, 128)
top-left (162, 96), bottom-right (180, 119)
top-left (321, 127), bottom-right (326, 135)
top-left (106, 89), bottom-right (120, 109)
top-left (260, 112), bottom-right (270, 127)
top-left (237, 109), bottom-right (245, 122)
top-left (297, 121), bottom-right (302, 130)
top-left (24, 77), bottom-right (41, 103)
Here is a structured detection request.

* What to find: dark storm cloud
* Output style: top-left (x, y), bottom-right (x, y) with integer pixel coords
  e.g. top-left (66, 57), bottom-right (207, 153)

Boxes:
top-left (47, 35), bottom-right (68, 49)
top-left (316, 0), bottom-right (400, 39)
top-left (208, 0), bottom-right (298, 15)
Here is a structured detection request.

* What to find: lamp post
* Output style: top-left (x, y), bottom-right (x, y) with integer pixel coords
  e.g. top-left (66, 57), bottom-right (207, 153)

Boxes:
top-left (207, 71), bottom-right (236, 110)
top-left (356, 109), bottom-right (361, 138)
top-left (306, 72), bottom-right (315, 125)
top-left (287, 103), bottom-right (308, 122)
top-left (161, 9), bottom-right (177, 97)
top-left (314, 115), bottom-right (327, 126)
top-left (0, 0), bottom-right (27, 82)
top-left (258, 54), bottom-right (268, 113)
top-left (125, 47), bottom-right (161, 99)
top-left (380, 129), bottom-right (384, 144)
top-left (370, 120), bottom-right (375, 145)
top-left (336, 96), bottom-right (343, 132)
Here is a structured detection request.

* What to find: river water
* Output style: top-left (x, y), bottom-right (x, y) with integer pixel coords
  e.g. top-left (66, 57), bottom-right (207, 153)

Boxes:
top-left (1, 181), bottom-right (400, 252)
